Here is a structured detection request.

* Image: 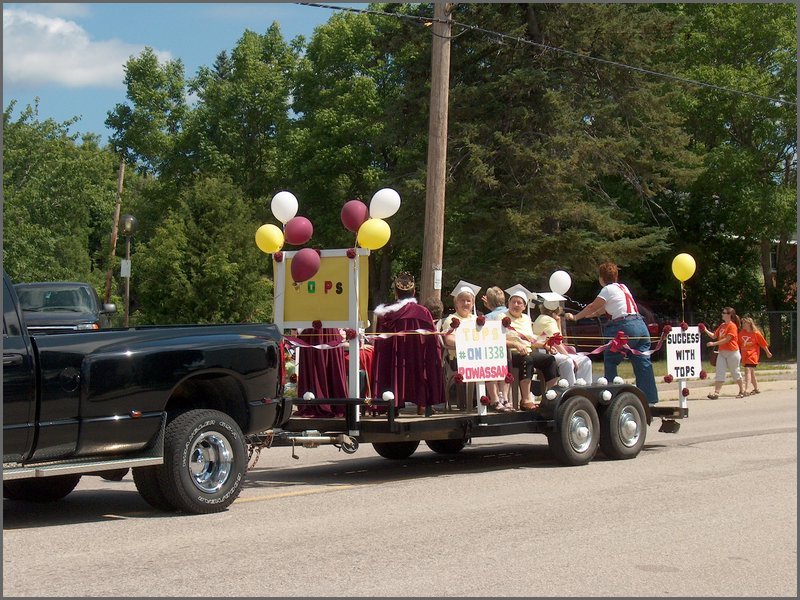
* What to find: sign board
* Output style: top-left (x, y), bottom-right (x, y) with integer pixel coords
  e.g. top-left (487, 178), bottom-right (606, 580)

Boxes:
top-left (273, 248), bottom-right (369, 330)
top-left (120, 259), bottom-right (131, 278)
top-left (453, 320), bottom-right (508, 382)
top-left (666, 326), bottom-right (702, 380)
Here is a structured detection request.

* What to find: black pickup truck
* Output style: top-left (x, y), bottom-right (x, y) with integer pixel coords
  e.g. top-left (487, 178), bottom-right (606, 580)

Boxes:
top-left (2, 272), bottom-right (291, 513)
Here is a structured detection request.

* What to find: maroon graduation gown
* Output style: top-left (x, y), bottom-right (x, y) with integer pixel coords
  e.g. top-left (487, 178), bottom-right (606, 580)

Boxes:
top-left (371, 299), bottom-right (444, 409)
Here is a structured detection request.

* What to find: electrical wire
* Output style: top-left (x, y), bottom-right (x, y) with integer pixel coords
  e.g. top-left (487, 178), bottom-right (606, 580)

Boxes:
top-left (297, 2), bottom-right (794, 107)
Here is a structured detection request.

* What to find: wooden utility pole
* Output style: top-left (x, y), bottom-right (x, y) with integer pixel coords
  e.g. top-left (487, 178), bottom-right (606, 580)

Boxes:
top-left (420, 2), bottom-right (455, 302)
top-left (104, 156), bottom-right (126, 304)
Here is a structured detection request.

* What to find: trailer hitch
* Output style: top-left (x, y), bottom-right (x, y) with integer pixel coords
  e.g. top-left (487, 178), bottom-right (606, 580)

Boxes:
top-left (658, 419), bottom-right (681, 433)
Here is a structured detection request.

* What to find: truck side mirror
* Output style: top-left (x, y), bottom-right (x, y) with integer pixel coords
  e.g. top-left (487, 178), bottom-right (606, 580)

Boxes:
top-left (102, 303), bottom-right (117, 314)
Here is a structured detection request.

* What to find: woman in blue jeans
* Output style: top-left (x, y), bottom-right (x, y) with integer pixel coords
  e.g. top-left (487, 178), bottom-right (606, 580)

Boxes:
top-left (564, 262), bottom-right (659, 404)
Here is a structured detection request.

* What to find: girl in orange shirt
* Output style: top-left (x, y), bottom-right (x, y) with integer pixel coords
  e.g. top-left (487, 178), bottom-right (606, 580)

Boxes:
top-left (702, 306), bottom-right (745, 399)
top-left (738, 317), bottom-right (772, 396)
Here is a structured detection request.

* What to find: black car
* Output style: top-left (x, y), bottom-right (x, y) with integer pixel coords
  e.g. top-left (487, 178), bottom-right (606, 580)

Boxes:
top-left (13, 282), bottom-right (116, 334)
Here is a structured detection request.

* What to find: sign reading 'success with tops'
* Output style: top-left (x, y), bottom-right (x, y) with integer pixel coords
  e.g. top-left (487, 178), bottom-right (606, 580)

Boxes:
top-left (666, 326), bottom-right (702, 379)
top-left (454, 321), bottom-right (509, 382)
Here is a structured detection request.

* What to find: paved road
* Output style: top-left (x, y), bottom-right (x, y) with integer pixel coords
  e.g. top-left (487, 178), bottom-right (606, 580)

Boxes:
top-left (3, 379), bottom-right (796, 597)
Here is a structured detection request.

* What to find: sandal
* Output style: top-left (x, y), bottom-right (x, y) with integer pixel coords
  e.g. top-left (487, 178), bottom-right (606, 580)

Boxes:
top-left (520, 400), bottom-right (537, 411)
top-left (736, 393), bottom-right (746, 398)
top-left (750, 389), bottom-right (760, 395)
top-left (707, 393), bottom-right (719, 400)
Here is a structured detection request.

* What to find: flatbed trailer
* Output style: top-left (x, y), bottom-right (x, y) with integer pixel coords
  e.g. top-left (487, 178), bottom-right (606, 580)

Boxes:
top-left (249, 383), bottom-right (688, 467)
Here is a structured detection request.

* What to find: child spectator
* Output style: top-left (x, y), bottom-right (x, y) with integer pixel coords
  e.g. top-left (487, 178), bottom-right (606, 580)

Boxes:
top-left (738, 317), bottom-right (773, 396)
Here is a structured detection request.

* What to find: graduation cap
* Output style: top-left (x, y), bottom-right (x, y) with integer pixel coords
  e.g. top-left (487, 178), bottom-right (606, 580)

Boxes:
top-left (505, 284), bottom-right (534, 317)
top-left (450, 280), bottom-right (480, 315)
top-left (534, 291), bottom-right (567, 311)
top-left (504, 284), bottom-right (534, 303)
top-left (450, 280), bottom-right (481, 299)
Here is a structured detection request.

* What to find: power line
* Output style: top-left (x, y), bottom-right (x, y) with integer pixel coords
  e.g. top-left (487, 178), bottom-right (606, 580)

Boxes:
top-left (297, 2), bottom-right (794, 107)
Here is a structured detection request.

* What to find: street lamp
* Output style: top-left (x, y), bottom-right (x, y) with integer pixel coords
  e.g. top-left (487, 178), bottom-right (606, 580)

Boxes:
top-left (120, 214), bottom-right (138, 327)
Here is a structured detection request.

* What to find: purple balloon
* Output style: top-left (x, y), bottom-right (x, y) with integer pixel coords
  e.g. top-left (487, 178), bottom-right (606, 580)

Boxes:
top-left (284, 216), bottom-right (313, 245)
top-left (341, 200), bottom-right (369, 233)
top-left (291, 247), bottom-right (321, 283)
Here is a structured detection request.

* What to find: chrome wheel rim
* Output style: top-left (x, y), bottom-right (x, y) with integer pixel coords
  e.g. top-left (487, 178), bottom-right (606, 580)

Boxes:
top-left (569, 409), bottom-right (593, 453)
top-left (617, 406), bottom-right (641, 448)
top-left (188, 431), bottom-right (233, 493)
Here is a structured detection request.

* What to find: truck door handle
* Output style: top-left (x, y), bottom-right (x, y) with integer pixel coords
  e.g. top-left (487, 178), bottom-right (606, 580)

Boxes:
top-left (3, 354), bottom-right (24, 367)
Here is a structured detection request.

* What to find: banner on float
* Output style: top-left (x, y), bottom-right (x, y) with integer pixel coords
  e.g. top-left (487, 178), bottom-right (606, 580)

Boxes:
top-left (454, 320), bottom-right (508, 382)
top-left (666, 326), bottom-right (702, 380)
top-left (274, 249), bottom-right (369, 329)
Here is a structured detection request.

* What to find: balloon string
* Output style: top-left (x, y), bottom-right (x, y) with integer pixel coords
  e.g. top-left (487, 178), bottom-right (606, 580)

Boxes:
top-left (680, 282), bottom-right (686, 323)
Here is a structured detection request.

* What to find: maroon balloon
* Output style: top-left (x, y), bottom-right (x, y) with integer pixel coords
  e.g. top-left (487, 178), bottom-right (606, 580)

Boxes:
top-left (284, 216), bottom-right (313, 245)
top-left (340, 200), bottom-right (369, 233)
top-left (291, 247), bottom-right (321, 283)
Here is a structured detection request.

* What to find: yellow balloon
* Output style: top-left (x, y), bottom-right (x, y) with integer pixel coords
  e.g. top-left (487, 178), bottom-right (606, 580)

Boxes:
top-left (255, 224), bottom-right (284, 254)
top-left (357, 218), bottom-right (391, 250)
top-left (672, 253), bottom-right (696, 282)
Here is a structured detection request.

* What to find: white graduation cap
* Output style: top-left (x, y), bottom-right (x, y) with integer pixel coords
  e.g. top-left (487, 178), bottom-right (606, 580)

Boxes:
top-left (504, 284), bottom-right (534, 317)
top-left (534, 291), bottom-right (567, 311)
top-left (505, 284), bottom-right (534, 303)
top-left (450, 280), bottom-right (481, 299)
top-left (450, 280), bottom-right (481, 315)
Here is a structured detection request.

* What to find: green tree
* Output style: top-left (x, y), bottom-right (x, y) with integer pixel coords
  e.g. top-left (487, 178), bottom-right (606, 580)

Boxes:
top-left (3, 100), bottom-right (117, 286)
top-left (665, 3), bottom-right (796, 352)
top-left (103, 48), bottom-right (189, 302)
top-left (185, 25), bottom-right (298, 201)
top-left (436, 3), bottom-right (699, 297)
top-left (132, 177), bottom-right (272, 324)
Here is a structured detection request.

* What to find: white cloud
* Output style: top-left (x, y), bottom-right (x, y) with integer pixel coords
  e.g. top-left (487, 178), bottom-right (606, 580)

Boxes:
top-left (2, 7), bottom-right (172, 89)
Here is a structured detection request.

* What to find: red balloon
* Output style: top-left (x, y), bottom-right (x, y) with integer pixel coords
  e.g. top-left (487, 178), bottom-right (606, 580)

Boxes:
top-left (284, 216), bottom-right (313, 245)
top-left (291, 247), bottom-right (321, 283)
top-left (340, 200), bottom-right (369, 233)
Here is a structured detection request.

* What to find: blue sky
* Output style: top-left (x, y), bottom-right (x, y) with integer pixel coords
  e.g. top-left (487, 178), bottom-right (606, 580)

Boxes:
top-left (2, 2), bottom-right (356, 142)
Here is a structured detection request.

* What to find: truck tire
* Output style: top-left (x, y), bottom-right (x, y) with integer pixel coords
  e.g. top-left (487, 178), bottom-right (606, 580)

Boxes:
top-left (156, 409), bottom-right (247, 514)
top-left (425, 439), bottom-right (466, 454)
top-left (547, 395), bottom-right (599, 466)
top-left (132, 466), bottom-right (176, 511)
top-left (599, 392), bottom-right (647, 460)
top-left (3, 474), bottom-right (82, 502)
top-left (372, 440), bottom-right (420, 460)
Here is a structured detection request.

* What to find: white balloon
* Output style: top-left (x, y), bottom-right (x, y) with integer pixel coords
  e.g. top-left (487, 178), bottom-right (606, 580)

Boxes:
top-left (271, 191), bottom-right (298, 224)
top-left (369, 188), bottom-right (401, 219)
top-left (549, 270), bottom-right (572, 295)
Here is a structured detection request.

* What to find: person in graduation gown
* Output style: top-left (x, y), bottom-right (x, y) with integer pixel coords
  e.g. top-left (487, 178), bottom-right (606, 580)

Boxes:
top-left (371, 272), bottom-right (444, 416)
top-left (294, 326), bottom-right (348, 417)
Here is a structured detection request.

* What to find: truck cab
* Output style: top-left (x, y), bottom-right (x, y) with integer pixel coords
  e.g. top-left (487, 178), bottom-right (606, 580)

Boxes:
top-left (14, 281), bottom-right (117, 333)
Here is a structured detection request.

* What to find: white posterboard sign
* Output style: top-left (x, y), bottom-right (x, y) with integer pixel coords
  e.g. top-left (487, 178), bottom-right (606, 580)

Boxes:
top-left (666, 326), bottom-right (702, 380)
top-left (453, 320), bottom-right (508, 382)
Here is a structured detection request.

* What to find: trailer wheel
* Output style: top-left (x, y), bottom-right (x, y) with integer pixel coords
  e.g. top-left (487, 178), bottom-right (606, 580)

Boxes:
top-left (3, 474), bottom-right (82, 502)
top-left (425, 439), bottom-right (466, 454)
top-left (372, 440), bottom-right (420, 460)
top-left (547, 395), bottom-right (599, 466)
top-left (132, 466), bottom-right (176, 511)
top-left (599, 392), bottom-right (647, 460)
top-left (156, 409), bottom-right (247, 513)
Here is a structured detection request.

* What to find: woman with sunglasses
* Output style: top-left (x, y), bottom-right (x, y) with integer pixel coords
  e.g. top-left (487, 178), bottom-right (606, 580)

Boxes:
top-left (703, 307), bottom-right (745, 399)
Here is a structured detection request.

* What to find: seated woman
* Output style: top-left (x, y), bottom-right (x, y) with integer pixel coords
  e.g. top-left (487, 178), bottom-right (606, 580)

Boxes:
top-left (532, 300), bottom-right (592, 386)
top-left (503, 284), bottom-right (558, 410)
top-left (372, 272), bottom-right (444, 416)
top-left (440, 281), bottom-right (481, 412)
top-left (481, 286), bottom-right (512, 410)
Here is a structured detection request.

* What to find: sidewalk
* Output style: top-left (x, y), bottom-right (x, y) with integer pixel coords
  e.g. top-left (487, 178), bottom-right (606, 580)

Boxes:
top-left (655, 362), bottom-right (796, 402)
